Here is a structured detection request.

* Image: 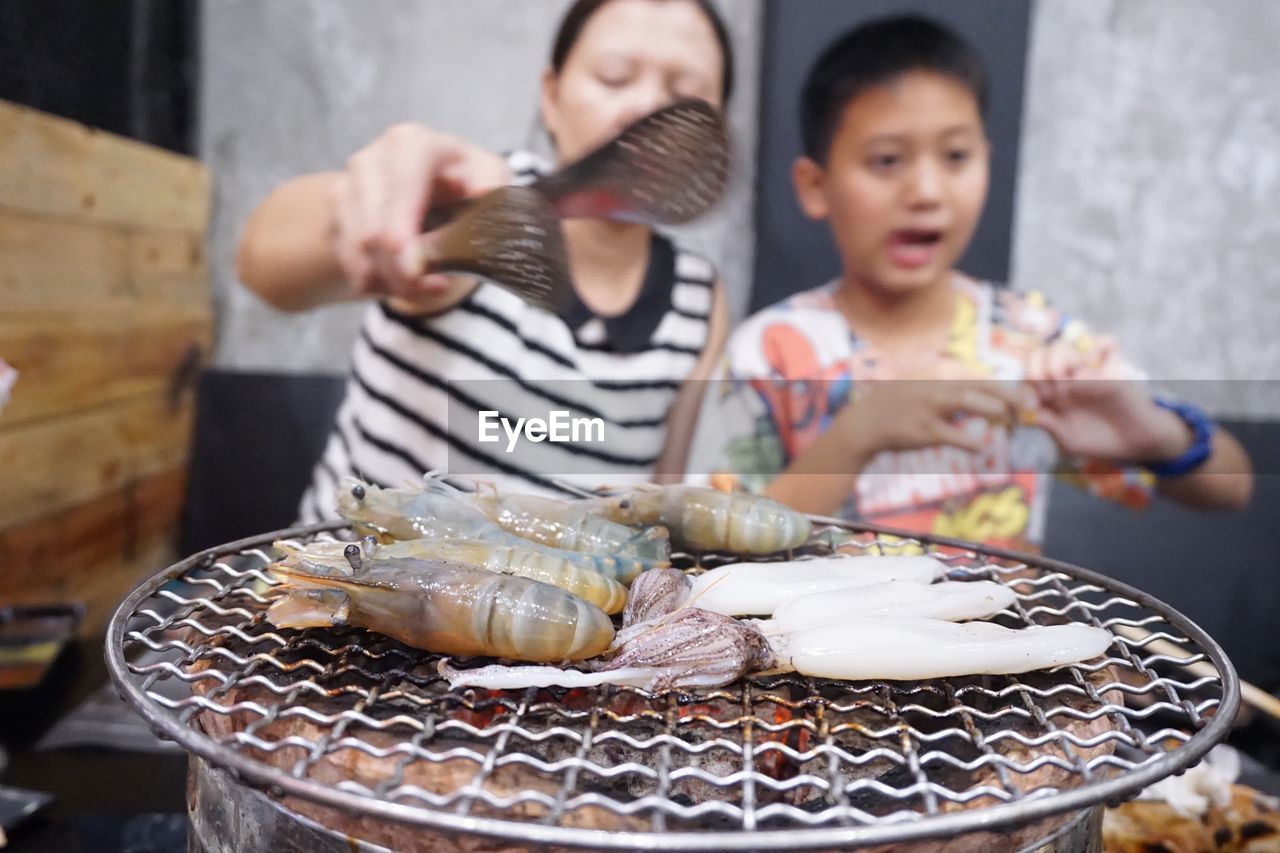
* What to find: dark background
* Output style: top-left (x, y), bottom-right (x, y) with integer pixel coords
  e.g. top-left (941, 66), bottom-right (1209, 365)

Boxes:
top-left (0, 0), bottom-right (198, 156)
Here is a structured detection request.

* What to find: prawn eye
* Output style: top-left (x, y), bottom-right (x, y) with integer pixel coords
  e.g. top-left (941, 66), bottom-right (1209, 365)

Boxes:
top-left (619, 499), bottom-right (631, 510)
top-left (351, 484), bottom-right (366, 500)
top-left (343, 543), bottom-right (363, 573)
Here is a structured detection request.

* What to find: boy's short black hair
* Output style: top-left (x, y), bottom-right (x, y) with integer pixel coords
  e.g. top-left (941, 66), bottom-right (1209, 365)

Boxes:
top-left (800, 14), bottom-right (988, 163)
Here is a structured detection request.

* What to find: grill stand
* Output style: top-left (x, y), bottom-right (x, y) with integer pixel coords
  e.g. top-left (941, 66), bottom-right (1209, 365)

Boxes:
top-left (186, 756), bottom-right (1104, 852)
top-left (104, 518), bottom-right (1237, 852)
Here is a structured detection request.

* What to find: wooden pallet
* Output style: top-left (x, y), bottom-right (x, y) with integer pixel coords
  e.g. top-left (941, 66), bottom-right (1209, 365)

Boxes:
top-left (0, 99), bottom-right (212, 635)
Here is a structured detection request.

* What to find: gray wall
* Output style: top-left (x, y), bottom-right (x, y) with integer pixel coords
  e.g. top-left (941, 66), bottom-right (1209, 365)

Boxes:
top-left (201, 0), bottom-right (762, 374)
top-left (1018, 0), bottom-right (1280, 689)
top-left (1014, 0), bottom-right (1280, 419)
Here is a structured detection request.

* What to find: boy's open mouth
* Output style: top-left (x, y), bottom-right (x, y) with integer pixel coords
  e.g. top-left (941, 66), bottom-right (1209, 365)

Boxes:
top-left (886, 229), bottom-right (944, 269)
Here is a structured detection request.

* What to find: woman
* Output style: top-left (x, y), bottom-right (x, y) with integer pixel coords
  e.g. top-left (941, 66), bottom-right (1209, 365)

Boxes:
top-left (236, 0), bottom-right (735, 518)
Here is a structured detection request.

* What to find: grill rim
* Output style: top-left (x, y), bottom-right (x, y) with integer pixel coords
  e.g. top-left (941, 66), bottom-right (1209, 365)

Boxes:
top-left (105, 517), bottom-right (1241, 851)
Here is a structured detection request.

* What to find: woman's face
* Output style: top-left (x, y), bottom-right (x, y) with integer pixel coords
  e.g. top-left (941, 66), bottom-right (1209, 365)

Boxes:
top-left (542, 0), bottom-right (726, 165)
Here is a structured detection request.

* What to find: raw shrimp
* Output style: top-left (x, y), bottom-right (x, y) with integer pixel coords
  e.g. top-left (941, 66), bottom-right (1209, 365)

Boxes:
top-left (335, 481), bottom-right (651, 583)
top-left (688, 555), bottom-right (945, 616)
top-left (267, 557), bottom-right (614, 661)
top-left (277, 538), bottom-right (627, 615)
top-left (449, 481), bottom-right (670, 565)
top-left (758, 580), bottom-right (1016, 635)
top-left (587, 485), bottom-right (812, 554)
top-left (336, 480), bottom-right (505, 541)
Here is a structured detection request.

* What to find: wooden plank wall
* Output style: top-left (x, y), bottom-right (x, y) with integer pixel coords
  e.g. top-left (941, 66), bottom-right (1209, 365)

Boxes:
top-left (0, 99), bottom-right (212, 635)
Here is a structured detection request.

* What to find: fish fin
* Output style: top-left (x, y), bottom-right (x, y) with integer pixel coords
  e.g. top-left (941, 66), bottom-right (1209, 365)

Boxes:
top-left (267, 589), bottom-right (351, 629)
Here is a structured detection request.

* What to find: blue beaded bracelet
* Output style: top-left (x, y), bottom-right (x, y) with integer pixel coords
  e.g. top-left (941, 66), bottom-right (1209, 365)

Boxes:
top-left (1144, 398), bottom-right (1214, 477)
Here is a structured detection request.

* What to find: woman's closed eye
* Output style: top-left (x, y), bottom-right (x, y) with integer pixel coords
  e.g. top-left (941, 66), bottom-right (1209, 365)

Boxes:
top-left (595, 60), bottom-right (637, 89)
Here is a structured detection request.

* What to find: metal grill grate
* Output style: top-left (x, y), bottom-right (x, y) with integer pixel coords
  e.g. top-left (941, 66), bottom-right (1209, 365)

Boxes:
top-left (106, 519), bottom-right (1239, 850)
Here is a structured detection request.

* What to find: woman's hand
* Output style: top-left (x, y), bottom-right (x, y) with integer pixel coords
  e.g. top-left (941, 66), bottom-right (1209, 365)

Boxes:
top-left (1025, 337), bottom-right (1192, 462)
top-left (331, 123), bottom-right (509, 300)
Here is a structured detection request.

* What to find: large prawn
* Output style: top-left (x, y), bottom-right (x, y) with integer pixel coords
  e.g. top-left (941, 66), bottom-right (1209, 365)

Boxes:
top-left (267, 556), bottom-right (614, 662)
top-left (277, 537), bottom-right (627, 615)
top-left (428, 478), bottom-right (671, 566)
top-left (336, 479), bottom-right (505, 541)
top-left (336, 481), bottom-right (652, 583)
top-left (584, 484), bottom-right (813, 554)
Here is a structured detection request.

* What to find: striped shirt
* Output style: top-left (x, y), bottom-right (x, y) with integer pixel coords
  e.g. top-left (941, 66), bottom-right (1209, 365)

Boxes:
top-left (298, 151), bottom-right (717, 522)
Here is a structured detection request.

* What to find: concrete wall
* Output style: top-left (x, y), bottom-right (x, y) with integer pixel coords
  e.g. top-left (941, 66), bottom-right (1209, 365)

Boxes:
top-left (1013, 0), bottom-right (1280, 418)
top-left (205, 0), bottom-right (1278, 418)
top-left (201, 0), bottom-right (762, 374)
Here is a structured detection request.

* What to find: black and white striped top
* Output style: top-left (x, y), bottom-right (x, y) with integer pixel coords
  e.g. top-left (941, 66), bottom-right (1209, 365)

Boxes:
top-left (298, 151), bottom-right (717, 522)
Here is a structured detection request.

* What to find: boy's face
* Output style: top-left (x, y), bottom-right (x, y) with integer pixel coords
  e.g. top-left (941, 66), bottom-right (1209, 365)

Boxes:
top-left (794, 70), bottom-right (990, 295)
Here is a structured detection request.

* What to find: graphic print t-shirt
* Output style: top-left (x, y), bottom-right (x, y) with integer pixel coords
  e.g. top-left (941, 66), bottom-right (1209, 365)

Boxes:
top-left (687, 277), bottom-right (1153, 551)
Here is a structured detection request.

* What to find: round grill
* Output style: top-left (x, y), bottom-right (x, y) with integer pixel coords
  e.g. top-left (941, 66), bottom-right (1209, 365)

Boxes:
top-left (106, 519), bottom-right (1239, 850)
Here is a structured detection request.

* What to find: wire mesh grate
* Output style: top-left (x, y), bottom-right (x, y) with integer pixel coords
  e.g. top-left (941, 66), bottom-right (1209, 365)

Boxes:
top-left (106, 519), bottom-right (1239, 850)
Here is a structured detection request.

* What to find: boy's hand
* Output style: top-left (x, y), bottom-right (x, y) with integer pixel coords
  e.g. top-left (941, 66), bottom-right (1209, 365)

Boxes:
top-left (835, 376), bottom-right (1026, 464)
top-left (1026, 337), bottom-right (1193, 462)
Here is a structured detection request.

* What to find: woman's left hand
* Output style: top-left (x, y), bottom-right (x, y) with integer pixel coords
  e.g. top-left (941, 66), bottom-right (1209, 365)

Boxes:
top-left (1025, 337), bottom-right (1193, 463)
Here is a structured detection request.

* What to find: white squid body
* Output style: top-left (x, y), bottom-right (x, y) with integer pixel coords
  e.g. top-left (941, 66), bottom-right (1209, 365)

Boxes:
top-left (441, 661), bottom-right (667, 690)
top-left (690, 556), bottom-right (946, 617)
top-left (759, 580), bottom-right (1016, 635)
top-left (774, 617), bottom-right (1112, 680)
top-left (437, 558), bottom-right (1112, 692)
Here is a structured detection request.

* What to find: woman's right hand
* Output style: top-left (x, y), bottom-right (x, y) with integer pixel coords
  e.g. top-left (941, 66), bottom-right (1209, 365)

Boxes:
top-left (834, 378), bottom-right (1027, 463)
top-left (331, 123), bottom-right (509, 300)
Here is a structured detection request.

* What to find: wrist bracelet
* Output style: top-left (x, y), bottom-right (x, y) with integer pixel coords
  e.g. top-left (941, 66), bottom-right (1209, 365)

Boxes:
top-left (1144, 397), bottom-right (1214, 477)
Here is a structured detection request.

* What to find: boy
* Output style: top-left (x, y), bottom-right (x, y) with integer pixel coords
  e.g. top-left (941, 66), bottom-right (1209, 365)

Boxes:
top-left (689, 14), bottom-right (1251, 551)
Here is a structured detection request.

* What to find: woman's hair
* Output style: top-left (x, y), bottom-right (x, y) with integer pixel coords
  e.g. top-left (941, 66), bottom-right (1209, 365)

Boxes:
top-left (549, 0), bottom-right (735, 103)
